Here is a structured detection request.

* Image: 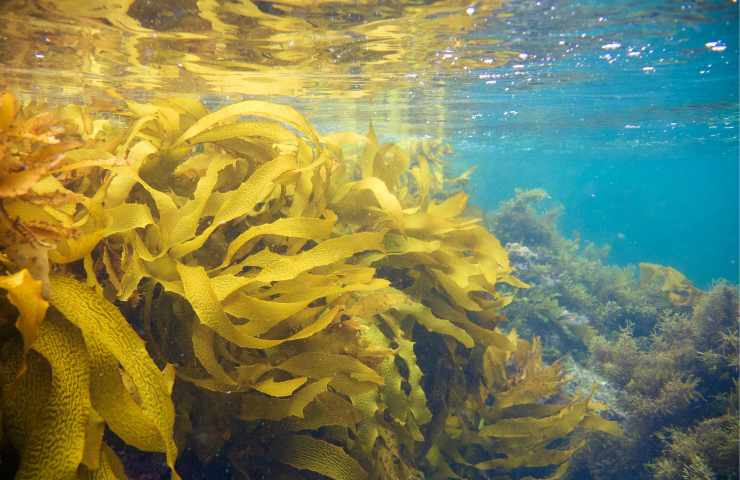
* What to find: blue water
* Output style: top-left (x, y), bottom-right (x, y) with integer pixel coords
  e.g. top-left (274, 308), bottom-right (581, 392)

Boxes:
top-left (448, 0), bottom-right (739, 287)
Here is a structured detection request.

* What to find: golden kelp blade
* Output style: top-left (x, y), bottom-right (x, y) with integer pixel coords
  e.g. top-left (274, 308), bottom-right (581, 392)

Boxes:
top-left (0, 269), bottom-right (48, 375)
top-left (271, 434), bottom-right (369, 480)
top-left (0, 91), bottom-right (17, 130)
top-left (176, 262), bottom-right (342, 349)
top-left (639, 262), bottom-right (703, 306)
top-left (175, 100), bottom-right (320, 146)
top-left (239, 378), bottom-right (333, 421)
top-left (2, 314), bottom-right (90, 480)
top-left (169, 154), bottom-right (298, 258)
top-left (221, 216), bottom-right (336, 267)
top-left (48, 273), bottom-right (180, 480)
top-left (80, 445), bottom-right (128, 480)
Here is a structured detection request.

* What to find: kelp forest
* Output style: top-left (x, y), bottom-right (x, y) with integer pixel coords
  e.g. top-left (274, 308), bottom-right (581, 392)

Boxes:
top-left (0, 88), bottom-right (735, 480)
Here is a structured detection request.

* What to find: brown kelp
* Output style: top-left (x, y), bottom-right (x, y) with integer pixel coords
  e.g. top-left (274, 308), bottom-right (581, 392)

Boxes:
top-left (0, 92), bottom-right (618, 479)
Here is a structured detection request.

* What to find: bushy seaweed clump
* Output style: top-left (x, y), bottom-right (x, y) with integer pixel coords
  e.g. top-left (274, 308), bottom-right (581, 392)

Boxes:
top-left (487, 189), bottom-right (739, 479)
top-left (583, 282), bottom-right (739, 480)
top-left (486, 189), bottom-right (669, 360)
top-left (651, 412), bottom-right (739, 480)
top-left (0, 93), bottom-right (619, 480)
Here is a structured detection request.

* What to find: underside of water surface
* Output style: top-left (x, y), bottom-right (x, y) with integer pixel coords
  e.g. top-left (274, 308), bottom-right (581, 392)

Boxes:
top-left (0, 1), bottom-right (737, 480)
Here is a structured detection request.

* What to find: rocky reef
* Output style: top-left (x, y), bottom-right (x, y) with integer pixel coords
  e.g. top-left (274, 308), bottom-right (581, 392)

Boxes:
top-left (487, 188), bottom-right (739, 480)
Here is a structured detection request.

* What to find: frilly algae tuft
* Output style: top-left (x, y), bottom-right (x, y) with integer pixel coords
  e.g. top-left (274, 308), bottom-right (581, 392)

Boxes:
top-left (486, 187), bottom-right (739, 479)
top-left (0, 92), bottom-right (619, 479)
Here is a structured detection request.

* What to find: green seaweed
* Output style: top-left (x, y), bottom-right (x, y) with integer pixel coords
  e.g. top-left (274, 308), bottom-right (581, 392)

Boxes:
top-left (488, 188), bottom-right (671, 357)
top-left (487, 187), bottom-right (739, 479)
top-left (650, 409), bottom-right (739, 480)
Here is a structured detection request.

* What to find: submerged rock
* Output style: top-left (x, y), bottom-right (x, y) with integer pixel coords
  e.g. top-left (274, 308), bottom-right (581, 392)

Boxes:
top-left (558, 308), bottom-right (591, 327)
top-left (505, 241), bottom-right (538, 271)
top-left (561, 355), bottom-right (624, 420)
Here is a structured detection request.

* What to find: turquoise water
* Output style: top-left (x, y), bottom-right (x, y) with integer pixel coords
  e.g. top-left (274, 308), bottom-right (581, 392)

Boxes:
top-left (452, 0), bottom-right (738, 287)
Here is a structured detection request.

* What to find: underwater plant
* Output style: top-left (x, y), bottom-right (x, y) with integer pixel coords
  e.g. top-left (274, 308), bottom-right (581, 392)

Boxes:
top-left (487, 189), bottom-right (739, 479)
top-left (0, 92), bottom-right (619, 479)
top-left (486, 189), bottom-right (670, 360)
top-left (0, 92), bottom-right (178, 480)
top-left (485, 188), bottom-right (563, 252)
top-left (650, 409), bottom-right (739, 480)
top-left (582, 282), bottom-right (739, 479)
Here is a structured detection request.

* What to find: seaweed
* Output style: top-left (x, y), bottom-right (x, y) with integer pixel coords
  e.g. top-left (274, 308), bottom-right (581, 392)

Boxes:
top-left (588, 282), bottom-right (738, 425)
top-left (487, 189), bottom-right (671, 358)
top-left (0, 93), bottom-right (619, 479)
top-left (487, 188), bottom-right (739, 479)
top-left (486, 188), bottom-right (563, 251)
top-left (650, 410), bottom-right (739, 480)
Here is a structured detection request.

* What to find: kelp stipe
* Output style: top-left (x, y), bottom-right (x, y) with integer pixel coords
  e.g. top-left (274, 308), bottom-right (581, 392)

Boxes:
top-left (0, 93), bottom-right (619, 479)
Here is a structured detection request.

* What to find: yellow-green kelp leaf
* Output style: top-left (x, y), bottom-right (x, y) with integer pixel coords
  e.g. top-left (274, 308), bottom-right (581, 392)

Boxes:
top-left (474, 442), bottom-right (584, 470)
top-left (479, 398), bottom-right (590, 442)
top-left (394, 300), bottom-right (475, 348)
top-left (183, 120), bottom-right (299, 146)
top-left (239, 231), bottom-right (387, 285)
top-left (86, 342), bottom-right (165, 452)
top-left (174, 100), bottom-right (320, 147)
top-left (221, 216), bottom-right (336, 267)
top-left (276, 352), bottom-right (384, 385)
top-left (170, 154), bottom-right (297, 258)
top-left (80, 445), bottom-right (128, 480)
top-left (48, 273), bottom-right (180, 480)
top-left (240, 378), bottom-right (332, 421)
top-left (254, 376), bottom-right (309, 398)
top-left (639, 262), bottom-right (703, 306)
top-left (285, 392), bottom-right (365, 431)
top-left (0, 90), bottom-right (17, 130)
top-left (271, 434), bottom-right (369, 480)
top-left (0, 269), bottom-right (49, 375)
top-left (176, 262), bottom-right (341, 349)
top-left (50, 203), bottom-right (154, 264)
top-left (580, 413), bottom-right (624, 437)
top-left (8, 314), bottom-right (90, 480)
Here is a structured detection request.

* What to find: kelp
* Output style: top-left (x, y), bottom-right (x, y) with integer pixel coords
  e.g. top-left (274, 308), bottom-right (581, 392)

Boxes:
top-left (0, 273), bottom-right (179, 480)
top-left (638, 262), bottom-right (703, 307)
top-left (0, 93), bottom-right (618, 479)
top-left (0, 268), bottom-right (48, 375)
top-left (0, 92), bottom-right (122, 291)
top-left (420, 337), bottom-right (621, 480)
